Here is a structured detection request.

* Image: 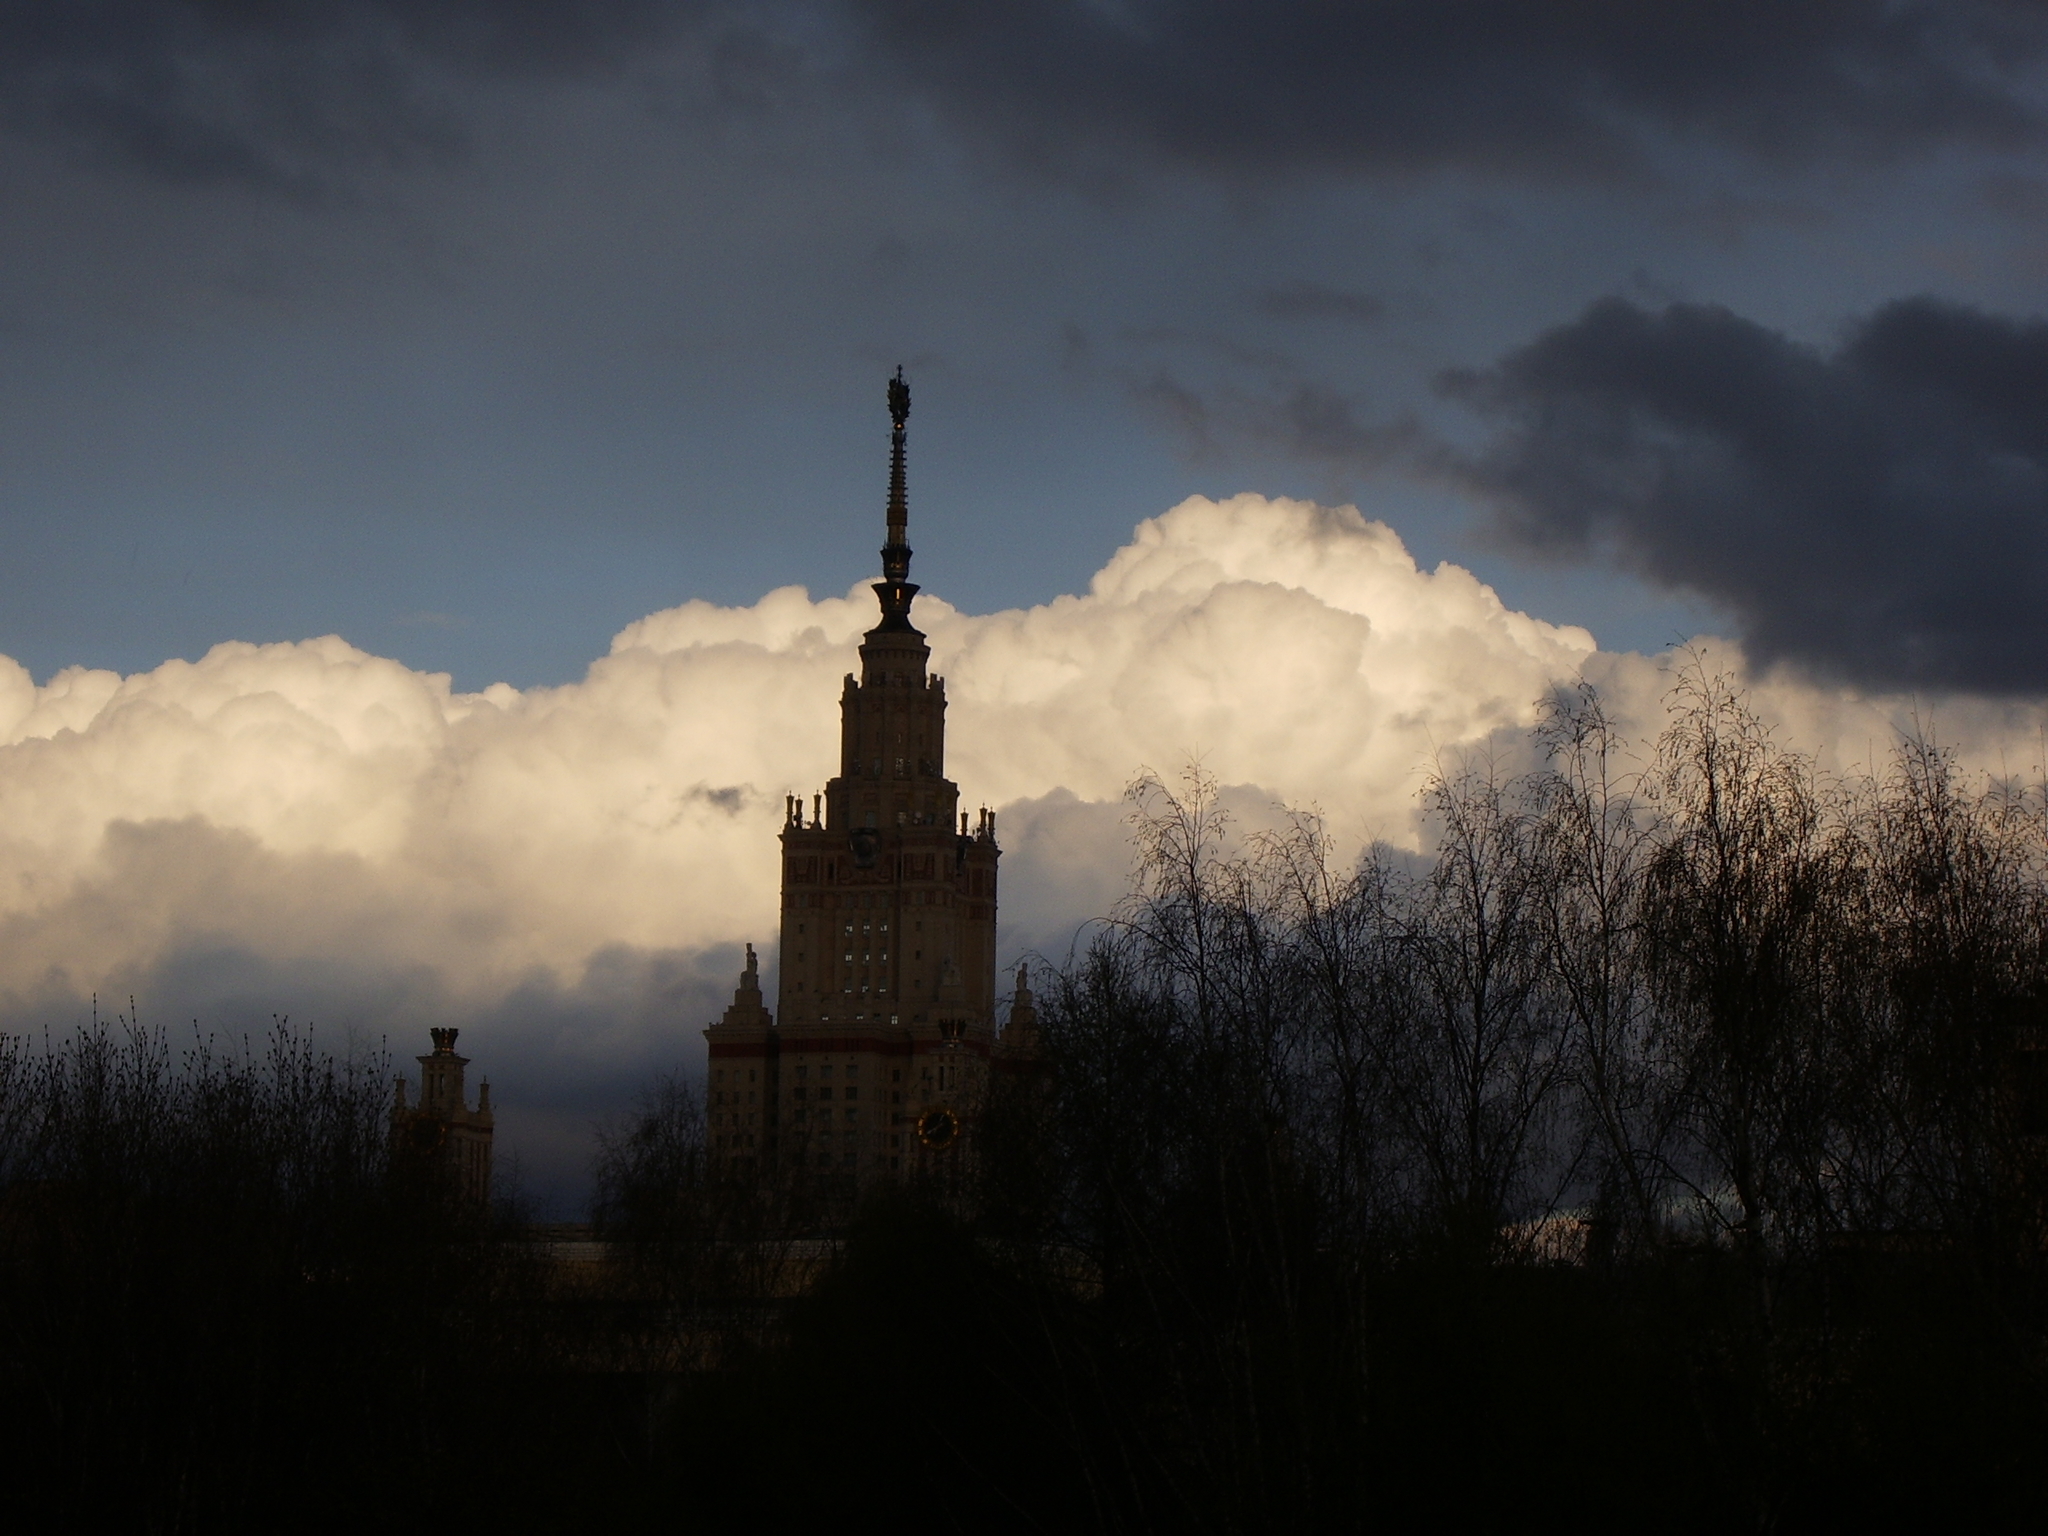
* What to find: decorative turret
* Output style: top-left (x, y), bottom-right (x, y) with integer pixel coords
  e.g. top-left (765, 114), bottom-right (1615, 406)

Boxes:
top-left (390, 1027), bottom-right (494, 1210)
top-left (418, 1027), bottom-right (467, 1115)
top-left (718, 943), bottom-right (773, 1031)
top-left (1005, 964), bottom-right (1039, 1051)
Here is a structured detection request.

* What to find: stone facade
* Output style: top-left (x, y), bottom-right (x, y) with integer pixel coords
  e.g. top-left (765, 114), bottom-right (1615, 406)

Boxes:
top-left (705, 371), bottom-right (1019, 1197)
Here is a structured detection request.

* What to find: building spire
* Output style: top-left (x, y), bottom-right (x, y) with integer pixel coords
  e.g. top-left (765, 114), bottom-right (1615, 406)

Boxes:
top-left (873, 366), bottom-right (919, 632)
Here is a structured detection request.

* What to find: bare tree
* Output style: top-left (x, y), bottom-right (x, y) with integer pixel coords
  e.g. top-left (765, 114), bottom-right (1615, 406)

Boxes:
top-left (1527, 682), bottom-right (1674, 1258)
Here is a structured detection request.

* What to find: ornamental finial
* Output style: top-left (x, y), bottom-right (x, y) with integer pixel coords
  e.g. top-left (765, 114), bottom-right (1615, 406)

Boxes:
top-left (888, 365), bottom-right (910, 430)
top-left (874, 367), bottom-right (919, 630)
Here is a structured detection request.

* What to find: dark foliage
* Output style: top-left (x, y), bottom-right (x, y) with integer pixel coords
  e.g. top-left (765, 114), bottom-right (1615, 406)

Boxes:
top-left (11, 664), bottom-right (2048, 1531)
top-left (0, 1013), bottom-right (570, 1533)
top-left (574, 665), bottom-right (2048, 1532)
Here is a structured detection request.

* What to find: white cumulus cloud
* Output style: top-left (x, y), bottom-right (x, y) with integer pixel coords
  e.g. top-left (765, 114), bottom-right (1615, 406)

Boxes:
top-left (0, 493), bottom-right (2036, 1204)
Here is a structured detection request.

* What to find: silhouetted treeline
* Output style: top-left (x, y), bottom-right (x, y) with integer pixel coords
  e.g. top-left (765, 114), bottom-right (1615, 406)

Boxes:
top-left (599, 666), bottom-right (2048, 1534)
top-left (12, 668), bottom-right (2048, 1533)
top-left (964, 669), bottom-right (2048, 1531)
top-left (1048, 667), bottom-right (2048, 1274)
top-left (0, 1015), bottom-right (599, 1533)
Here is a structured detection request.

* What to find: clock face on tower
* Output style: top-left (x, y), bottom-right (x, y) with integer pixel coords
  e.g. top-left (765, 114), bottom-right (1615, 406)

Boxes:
top-left (915, 1107), bottom-right (959, 1150)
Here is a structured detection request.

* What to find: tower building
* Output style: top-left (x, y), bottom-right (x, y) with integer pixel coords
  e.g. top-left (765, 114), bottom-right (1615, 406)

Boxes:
top-left (390, 1027), bottom-right (494, 1209)
top-left (705, 371), bottom-right (1002, 1192)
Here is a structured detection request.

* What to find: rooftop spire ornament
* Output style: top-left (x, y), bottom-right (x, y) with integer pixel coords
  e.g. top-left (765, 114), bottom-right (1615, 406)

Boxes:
top-left (874, 366), bottom-right (919, 631)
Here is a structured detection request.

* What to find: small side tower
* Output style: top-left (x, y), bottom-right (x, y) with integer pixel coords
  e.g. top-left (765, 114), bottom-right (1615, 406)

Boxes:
top-left (1000, 964), bottom-right (1041, 1062)
top-left (705, 945), bottom-right (775, 1171)
top-left (391, 1027), bottom-right (494, 1210)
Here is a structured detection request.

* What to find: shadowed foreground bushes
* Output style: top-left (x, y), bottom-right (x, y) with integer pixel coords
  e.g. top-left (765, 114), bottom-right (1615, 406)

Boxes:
top-left (583, 671), bottom-right (2048, 1533)
top-left (10, 668), bottom-right (2048, 1532)
top-left (0, 1016), bottom-right (586, 1532)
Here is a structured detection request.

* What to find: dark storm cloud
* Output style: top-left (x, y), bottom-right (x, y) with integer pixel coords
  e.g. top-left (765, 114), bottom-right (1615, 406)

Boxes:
top-left (1447, 295), bottom-right (2048, 694)
top-left (847, 0), bottom-right (2048, 179)
top-left (0, 1), bottom-right (707, 188)
top-left (1126, 363), bottom-right (1412, 468)
top-left (1085, 319), bottom-right (1412, 466)
top-left (1255, 281), bottom-right (1384, 324)
top-left (11, 2), bottom-right (2048, 192)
